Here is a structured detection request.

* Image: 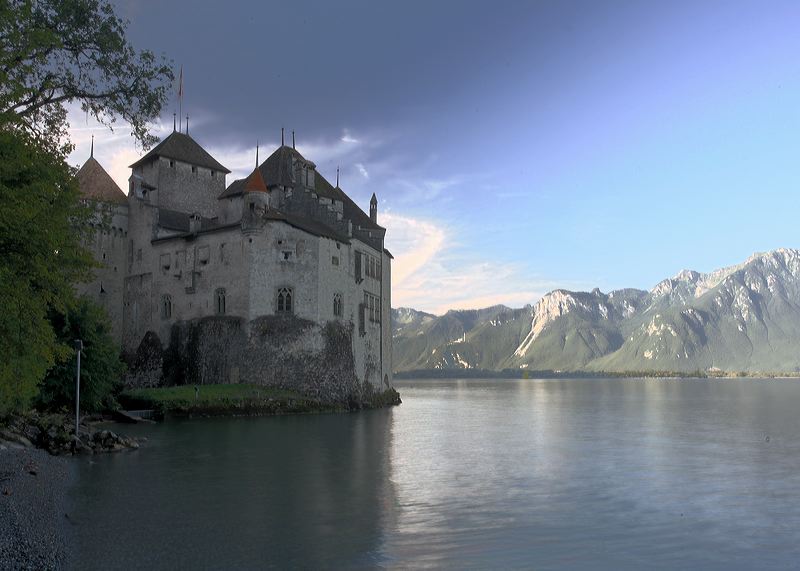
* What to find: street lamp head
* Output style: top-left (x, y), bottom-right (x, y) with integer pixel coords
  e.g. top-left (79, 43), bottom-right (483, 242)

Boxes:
top-left (74, 339), bottom-right (83, 351)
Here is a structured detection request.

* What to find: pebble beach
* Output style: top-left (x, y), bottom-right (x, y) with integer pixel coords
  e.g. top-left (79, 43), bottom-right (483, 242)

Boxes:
top-left (0, 447), bottom-right (69, 570)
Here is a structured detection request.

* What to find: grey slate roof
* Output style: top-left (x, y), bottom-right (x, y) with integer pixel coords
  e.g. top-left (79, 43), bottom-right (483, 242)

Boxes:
top-left (260, 145), bottom-right (303, 187)
top-left (316, 171), bottom-right (384, 233)
top-left (157, 208), bottom-right (220, 232)
top-left (154, 206), bottom-right (348, 244)
top-left (130, 132), bottom-right (230, 173)
top-left (263, 209), bottom-right (350, 244)
top-left (219, 145), bottom-right (313, 199)
top-left (217, 177), bottom-right (246, 199)
top-left (216, 144), bottom-right (383, 242)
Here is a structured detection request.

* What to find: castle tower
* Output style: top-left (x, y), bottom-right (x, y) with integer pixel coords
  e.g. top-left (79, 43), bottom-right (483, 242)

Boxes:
top-left (75, 153), bottom-right (129, 343)
top-left (370, 193), bottom-right (378, 224)
top-left (243, 166), bottom-right (269, 208)
top-left (128, 131), bottom-right (230, 218)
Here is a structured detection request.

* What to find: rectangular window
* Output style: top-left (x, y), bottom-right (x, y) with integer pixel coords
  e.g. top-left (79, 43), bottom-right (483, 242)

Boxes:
top-left (198, 245), bottom-right (210, 265)
top-left (354, 251), bottom-right (362, 282)
top-left (332, 255), bottom-right (339, 266)
top-left (160, 253), bottom-right (171, 271)
top-left (364, 292), bottom-right (381, 324)
top-left (362, 253), bottom-right (381, 279)
top-left (220, 243), bottom-right (226, 263)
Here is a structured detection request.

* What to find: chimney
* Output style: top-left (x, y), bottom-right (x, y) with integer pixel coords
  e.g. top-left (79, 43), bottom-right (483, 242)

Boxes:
top-left (369, 193), bottom-right (378, 224)
top-left (189, 213), bottom-right (201, 234)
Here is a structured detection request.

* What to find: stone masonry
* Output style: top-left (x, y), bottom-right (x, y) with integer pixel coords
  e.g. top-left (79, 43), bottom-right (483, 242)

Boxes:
top-left (76, 128), bottom-right (393, 402)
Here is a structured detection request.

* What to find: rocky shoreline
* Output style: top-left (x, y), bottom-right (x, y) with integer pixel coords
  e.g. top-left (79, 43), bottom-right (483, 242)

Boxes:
top-left (1, 413), bottom-right (142, 457)
top-left (0, 413), bottom-right (142, 570)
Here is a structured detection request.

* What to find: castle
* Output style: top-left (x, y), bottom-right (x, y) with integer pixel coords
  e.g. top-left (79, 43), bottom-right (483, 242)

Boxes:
top-left (75, 127), bottom-right (392, 398)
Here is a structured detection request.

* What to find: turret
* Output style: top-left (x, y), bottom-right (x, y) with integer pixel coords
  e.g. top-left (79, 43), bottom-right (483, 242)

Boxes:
top-left (370, 193), bottom-right (378, 224)
top-left (242, 167), bottom-right (270, 217)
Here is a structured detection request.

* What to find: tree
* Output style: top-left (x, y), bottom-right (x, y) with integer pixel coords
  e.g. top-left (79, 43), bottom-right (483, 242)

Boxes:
top-left (37, 296), bottom-right (125, 413)
top-left (0, 0), bottom-right (174, 154)
top-left (0, 128), bottom-right (95, 414)
top-left (0, 0), bottom-right (172, 413)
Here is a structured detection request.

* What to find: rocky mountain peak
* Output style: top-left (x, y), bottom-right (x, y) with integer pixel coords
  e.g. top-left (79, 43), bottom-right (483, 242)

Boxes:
top-left (392, 248), bottom-right (800, 374)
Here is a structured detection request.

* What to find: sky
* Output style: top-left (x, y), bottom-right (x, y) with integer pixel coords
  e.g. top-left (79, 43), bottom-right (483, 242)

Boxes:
top-left (67, 0), bottom-right (800, 314)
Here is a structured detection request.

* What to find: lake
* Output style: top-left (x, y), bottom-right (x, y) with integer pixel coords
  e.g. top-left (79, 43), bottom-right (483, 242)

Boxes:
top-left (65, 377), bottom-right (800, 569)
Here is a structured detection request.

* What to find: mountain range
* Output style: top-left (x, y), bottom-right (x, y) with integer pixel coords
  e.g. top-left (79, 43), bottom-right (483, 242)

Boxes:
top-left (391, 248), bottom-right (800, 373)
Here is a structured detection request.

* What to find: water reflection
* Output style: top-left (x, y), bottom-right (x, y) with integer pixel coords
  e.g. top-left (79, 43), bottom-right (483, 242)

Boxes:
top-left (66, 378), bottom-right (800, 569)
top-left (66, 410), bottom-right (396, 569)
top-left (385, 378), bottom-right (800, 569)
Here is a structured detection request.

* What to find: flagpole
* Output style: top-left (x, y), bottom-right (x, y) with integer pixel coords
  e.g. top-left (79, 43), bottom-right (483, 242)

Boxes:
top-left (178, 65), bottom-right (183, 132)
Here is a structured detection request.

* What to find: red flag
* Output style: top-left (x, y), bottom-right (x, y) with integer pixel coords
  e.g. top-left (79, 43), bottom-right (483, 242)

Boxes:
top-left (178, 66), bottom-right (183, 99)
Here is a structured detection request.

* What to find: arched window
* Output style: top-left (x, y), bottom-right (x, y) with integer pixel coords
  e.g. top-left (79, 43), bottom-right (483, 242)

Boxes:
top-left (161, 294), bottom-right (172, 319)
top-left (215, 288), bottom-right (226, 315)
top-left (276, 287), bottom-right (293, 314)
top-left (333, 293), bottom-right (343, 317)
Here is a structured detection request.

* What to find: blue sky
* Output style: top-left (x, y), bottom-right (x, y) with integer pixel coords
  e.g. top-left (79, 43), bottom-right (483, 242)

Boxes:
top-left (68, 0), bottom-right (800, 313)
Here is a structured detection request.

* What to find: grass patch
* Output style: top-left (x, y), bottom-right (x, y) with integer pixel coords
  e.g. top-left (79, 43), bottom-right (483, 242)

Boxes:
top-left (120, 384), bottom-right (345, 417)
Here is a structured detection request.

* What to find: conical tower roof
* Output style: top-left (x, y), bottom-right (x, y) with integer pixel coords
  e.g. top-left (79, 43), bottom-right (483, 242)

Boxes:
top-left (76, 157), bottom-right (127, 204)
top-left (243, 166), bottom-right (268, 193)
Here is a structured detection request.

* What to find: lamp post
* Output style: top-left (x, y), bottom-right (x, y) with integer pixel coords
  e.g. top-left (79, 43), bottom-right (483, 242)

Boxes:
top-left (74, 339), bottom-right (82, 437)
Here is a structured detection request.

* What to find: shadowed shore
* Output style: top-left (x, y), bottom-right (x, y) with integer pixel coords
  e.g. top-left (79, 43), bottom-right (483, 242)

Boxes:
top-left (0, 448), bottom-right (69, 570)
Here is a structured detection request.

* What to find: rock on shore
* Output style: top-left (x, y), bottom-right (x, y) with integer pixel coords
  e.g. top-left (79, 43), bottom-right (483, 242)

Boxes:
top-left (2, 413), bottom-right (140, 456)
top-left (0, 448), bottom-right (68, 570)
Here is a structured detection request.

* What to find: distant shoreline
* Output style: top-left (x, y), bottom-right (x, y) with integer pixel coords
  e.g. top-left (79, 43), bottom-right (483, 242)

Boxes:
top-left (394, 369), bottom-right (800, 380)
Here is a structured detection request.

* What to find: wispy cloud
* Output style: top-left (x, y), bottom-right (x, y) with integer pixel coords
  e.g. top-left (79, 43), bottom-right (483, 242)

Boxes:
top-left (382, 212), bottom-right (563, 314)
top-left (340, 129), bottom-right (359, 144)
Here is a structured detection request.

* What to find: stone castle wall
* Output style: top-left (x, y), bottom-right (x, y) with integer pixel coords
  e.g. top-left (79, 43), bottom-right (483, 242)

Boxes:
top-left (75, 202), bottom-right (129, 342)
top-left (133, 157), bottom-right (225, 218)
top-left (126, 315), bottom-right (364, 404)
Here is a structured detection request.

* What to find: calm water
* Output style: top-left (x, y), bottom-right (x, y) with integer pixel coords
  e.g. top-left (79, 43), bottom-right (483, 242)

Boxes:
top-left (66, 378), bottom-right (800, 569)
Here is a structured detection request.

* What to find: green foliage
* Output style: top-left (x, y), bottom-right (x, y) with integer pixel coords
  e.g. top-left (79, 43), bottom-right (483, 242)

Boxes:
top-left (0, 0), bottom-right (171, 413)
top-left (0, 129), bottom-right (93, 414)
top-left (0, 0), bottom-right (174, 154)
top-left (37, 297), bottom-right (125, 413)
